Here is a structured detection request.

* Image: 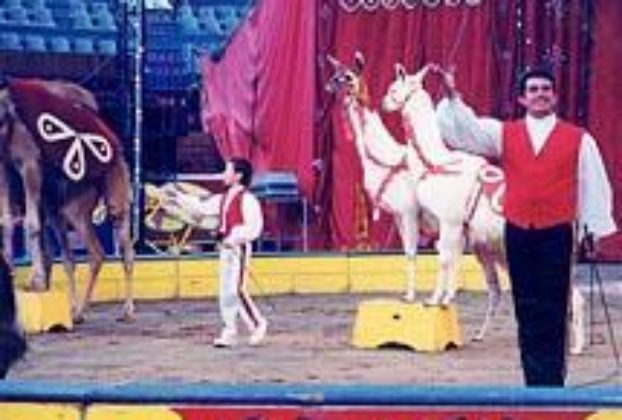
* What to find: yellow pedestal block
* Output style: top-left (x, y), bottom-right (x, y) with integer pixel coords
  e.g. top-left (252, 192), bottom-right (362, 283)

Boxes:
top-left (351, 299), bottom-right (462, 352)
top-left (16, 290), bottom-right (73, 333)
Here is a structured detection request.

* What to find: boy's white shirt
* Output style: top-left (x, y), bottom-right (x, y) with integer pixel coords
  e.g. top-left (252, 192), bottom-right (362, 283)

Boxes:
top-left (436, 97), bottom-right (616, 239)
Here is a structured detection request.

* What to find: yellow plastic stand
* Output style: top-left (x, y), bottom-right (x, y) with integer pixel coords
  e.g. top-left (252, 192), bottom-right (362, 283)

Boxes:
top-left (352, 299), bottom-right (462, 352)
top-left (16, 290), bottom-right (73, 333)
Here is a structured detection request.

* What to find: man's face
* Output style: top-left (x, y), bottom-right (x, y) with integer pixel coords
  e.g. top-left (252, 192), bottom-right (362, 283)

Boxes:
top-left (518, 76), bottom-right (557, 118)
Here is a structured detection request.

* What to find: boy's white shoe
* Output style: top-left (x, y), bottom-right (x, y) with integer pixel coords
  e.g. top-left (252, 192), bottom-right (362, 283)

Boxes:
top-left (249, 320), bottom-right (268, 346)
top-left (213, 328), bottom-right (237, 348)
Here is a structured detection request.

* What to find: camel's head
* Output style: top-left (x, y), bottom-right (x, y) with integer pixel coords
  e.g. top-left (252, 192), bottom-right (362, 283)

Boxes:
top-left (382, 63), bottom-right (431, 113)
top-left (325, 51), bottom-right (369, 105)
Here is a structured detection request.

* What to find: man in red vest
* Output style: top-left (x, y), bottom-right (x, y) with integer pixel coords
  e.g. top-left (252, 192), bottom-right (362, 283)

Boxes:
top-left (213, 158), bottom-right (267, 348)
top-left (435, 66), bottom-right (616, 386)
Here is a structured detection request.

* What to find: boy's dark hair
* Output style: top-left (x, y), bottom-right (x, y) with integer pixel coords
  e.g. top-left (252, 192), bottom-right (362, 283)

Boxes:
top-left (518, 67), bottom-right (556, 94)
top-left (231, 157), bottom-right (253, 187)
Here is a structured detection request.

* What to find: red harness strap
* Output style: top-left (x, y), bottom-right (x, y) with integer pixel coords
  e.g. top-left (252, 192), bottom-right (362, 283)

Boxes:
top-left (352, 104), bottom-right (410, 208)
top-left (403, 122), bottom-right (462, 179)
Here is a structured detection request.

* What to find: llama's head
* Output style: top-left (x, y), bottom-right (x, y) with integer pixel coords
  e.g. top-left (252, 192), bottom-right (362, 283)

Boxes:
top-left (325, 51), bottom-right (370, 106)
top-left (382, 63), bottom-right (431, 113)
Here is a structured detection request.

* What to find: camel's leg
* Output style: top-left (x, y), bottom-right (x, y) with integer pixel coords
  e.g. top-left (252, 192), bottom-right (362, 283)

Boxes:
top-left (103, 159), bottom-right (134, 322)
top-left (20, 161), bottom-right (47, 290)
top-left (49, 216), bottom-right (78, 315)
top-left (427, 223), bottom-right (463, 306)
top-left (471, 242), bottom-right (502, 341)
top-left (0, 166), bottom-right (14, 269)
top-left (67, 212), bottom-right (104, 324)
top-left (396, 212), bottom-right (418, 302)
top-left (112, 211), bottom-right (135, 322)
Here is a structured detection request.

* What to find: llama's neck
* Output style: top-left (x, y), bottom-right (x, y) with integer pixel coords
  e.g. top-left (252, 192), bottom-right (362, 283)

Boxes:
top-left (345, 99), bottom-right (366, 152)
top-left (401, 94), bottom-right (451, 160)
top-left (345, 98), bottom-right (405, 168)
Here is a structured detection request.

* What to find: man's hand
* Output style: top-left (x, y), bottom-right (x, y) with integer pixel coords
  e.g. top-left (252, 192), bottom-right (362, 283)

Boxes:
top-left (431, 64), bottom-right (459, 99)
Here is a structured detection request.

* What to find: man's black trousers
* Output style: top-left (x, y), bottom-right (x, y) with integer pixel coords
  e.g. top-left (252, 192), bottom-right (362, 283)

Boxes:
top-left (505, 222), bottom-right (573, 386)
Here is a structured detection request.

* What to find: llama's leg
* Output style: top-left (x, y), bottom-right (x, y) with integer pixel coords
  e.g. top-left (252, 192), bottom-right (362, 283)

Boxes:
top-left (569, 286), bottom-right (586, 355)
top-left (21, 162), bottom-right (47, 290)
top-left (397, 213), bottom-right (418, 302)
top-left (113, 211), bottom-right (135, 322)
top-left (471, 243), bottom-right (502, 341)
top-left (427, 224), bottom-right (463, 306)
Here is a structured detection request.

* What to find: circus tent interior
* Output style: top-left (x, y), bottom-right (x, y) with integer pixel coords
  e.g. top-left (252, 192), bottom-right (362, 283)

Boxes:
top-left (1, 0), bottom-right (621, 260)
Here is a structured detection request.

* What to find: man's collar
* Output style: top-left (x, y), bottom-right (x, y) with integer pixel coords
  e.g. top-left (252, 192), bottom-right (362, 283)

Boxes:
top-left (526, 112), bottom-right (557, 126)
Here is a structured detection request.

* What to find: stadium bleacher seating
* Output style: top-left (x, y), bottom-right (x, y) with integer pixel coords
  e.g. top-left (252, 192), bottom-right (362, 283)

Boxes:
top-left (0, 0), bottom-right (253, 83)
top-left (0, 0), bottom-right (254, 255)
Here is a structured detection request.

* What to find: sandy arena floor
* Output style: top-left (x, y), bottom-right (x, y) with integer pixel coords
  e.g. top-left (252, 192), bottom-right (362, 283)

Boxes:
top-left (9, 280), bottom-right (622, 387)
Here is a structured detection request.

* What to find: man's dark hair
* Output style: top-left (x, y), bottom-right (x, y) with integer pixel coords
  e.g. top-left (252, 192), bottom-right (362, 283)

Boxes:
top-left (231, 157), bottom-right (253, 187)
top-left (518, 67), bottom-right (556, 94)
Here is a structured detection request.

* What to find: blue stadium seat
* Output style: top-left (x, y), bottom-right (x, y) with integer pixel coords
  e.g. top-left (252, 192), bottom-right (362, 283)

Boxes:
top-left (197, 6), bottom-right (224, 36)
top-left (3, 0), bottom-right (22, 8)
top-left (0, 32), bottom-right (22, 50)
top-left (70, 10), bottom-right (93, 29)
top-left (214, 5), bottom-right (237, 21)
top-left (23, 33), bottom-right (46, 51)
top-left (90, 2), bottom-right (110, 14)
top-left (91, 10), bottom-right (116, 30)
top-left (5, 5), bottom-right (28, 24)
top-left (177, 3), bottom-right (200, 33)
top-left (96, 38), bottom-right (116, 55)
top-left (48, 35), bottom-right (71, 53)
top-left (179, 17), bottom-right (199, 33)
top-left (29, 6), bottom-right (55, 27)
top-left (213, 5), bottom-right (239, 35)
top-left (24, 0), bottom-right (45, 8)
top-left (73, 37), bottom-right (94, 53)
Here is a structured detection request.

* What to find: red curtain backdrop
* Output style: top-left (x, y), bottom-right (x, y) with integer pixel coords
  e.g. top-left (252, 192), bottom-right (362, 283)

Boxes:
top-left (202, 0), bottom-right (622, 256)
top-left (588, 1), bottom-right (622, 260)
top-left (201, 0), bottom-right (316, 192)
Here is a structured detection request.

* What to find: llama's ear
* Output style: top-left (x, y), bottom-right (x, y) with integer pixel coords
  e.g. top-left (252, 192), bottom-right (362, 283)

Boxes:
top-left (395, 63), bottom-right (406, 79)
top-left (326, 54), bottom-right (341, 69)
top-left (354, 51), bottom-right (365, 73)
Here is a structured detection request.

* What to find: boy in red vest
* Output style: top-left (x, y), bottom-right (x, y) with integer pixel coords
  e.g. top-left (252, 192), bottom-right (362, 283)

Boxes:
top-left (435, 66), bottom-right (615, 386)
top-left (213, 158), bottom-right (267, 348)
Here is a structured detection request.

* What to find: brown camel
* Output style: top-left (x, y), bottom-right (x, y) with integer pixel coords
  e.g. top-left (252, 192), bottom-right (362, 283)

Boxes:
top-left (0, 78), bottom-right (134, 323)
